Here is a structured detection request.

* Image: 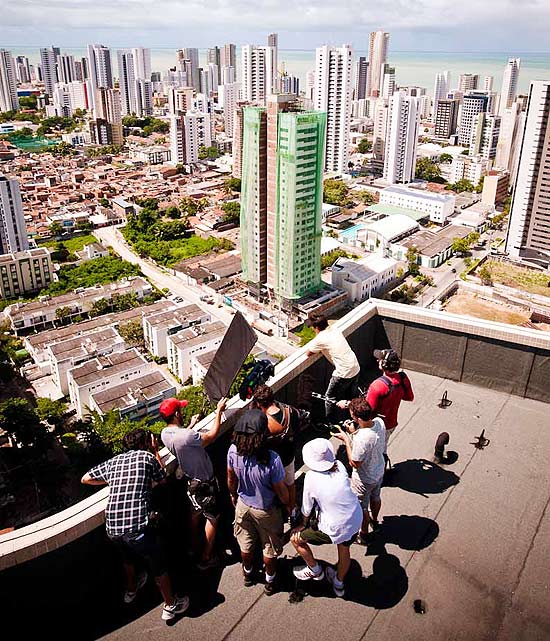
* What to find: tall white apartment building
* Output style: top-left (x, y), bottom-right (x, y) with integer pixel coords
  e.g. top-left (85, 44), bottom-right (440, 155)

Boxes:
top-left (220, 82), bottom-right (239, 136)
top-left (366, 30), bottom-right (389, 97)
top-left (57, 54), bottom-right (76, 84)
top-left (87, 44), bottom-right (113, 115)
top-left (450, 155), bottom-right (488, 185)
top-left (87, 44), bottom-right (113, 90)
top-left (469, 112), bottom-right (501, 161)
top-left (168, 86), bottom-right (194, 115)
top-left (170, 110), bottom-right (212, 164)
top-left (459, 92), bottom-right (489, 145)
top-left (372, 98), bottom-right (389, 171)
top-left (0, 49), bottom-right (18, 112)
top-left (40, 47), bottom-right (59, 97)
top-left (305, 70), bottom-right (315, 102)
top-left (53, 81), bottom-right (91, 116)
top-left (418, 95), bottom-right (431, 119)
top-left (90, 88), bottom-right (123, 146)
top-left (458, 74), bottom-right (478, 93)
top-left (15, 55), bottom-right (31, 85)
top-left (314, 44), bottom-right (353, 173)
top-left (220, 44), bottom-right (236, 72)
top-left (432, 71), bottom-right (450, 120)
top-left (383, 92), bottom-right (419, 184)
top-left (354, 56), bottom-right (368, 100)
top-left (241, 44), bottom-right (276, 104)
top-left (117, 50), bottom-right (137, 116)
top-left (495, 101), bottom-right (523, 174)
top-left (118, 49), bottom-right (152, 116)
top-left (136, 79), bottom-right (153, 116)
top-left (178, 48), bottom-right (200, 90)
top-left (221, 65), bottom-right (235, 84)
top-left (267, 33), bottom-right (279, 92)
top-left (483, 75), bottom-right (494, 91)
top-left (132, 47), bottom-right (151, 81)
top-left (499, 58), bottom-right (520, 115)
top-left (506, 81), bottom-right (550, 261)
top-left (381, 65), bottom-right (396, 100)
top-left (0, 176), bottom-right (29, 255)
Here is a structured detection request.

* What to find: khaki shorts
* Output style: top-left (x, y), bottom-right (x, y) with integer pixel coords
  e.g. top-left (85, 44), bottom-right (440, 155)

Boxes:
top-left (284, 460), bottom-right (295, 485)
top-left (351, 475), bottom-right (383, 509)
top-left (234, 498), bottom-right (284, 559)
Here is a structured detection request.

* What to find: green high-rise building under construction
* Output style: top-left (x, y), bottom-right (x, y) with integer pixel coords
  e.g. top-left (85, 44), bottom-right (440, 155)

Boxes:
top-left (240, 94), bottom-right (326, 302)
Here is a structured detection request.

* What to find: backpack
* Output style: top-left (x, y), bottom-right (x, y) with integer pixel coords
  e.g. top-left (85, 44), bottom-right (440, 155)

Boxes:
top-left (271, 401), bottom-right (309, 441)
top-left (378, 372), bottom-right (407, 398)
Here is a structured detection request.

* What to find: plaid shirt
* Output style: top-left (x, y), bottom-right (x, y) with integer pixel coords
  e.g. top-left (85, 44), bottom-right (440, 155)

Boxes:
top-left (87, 450), bottom-right (165, 538)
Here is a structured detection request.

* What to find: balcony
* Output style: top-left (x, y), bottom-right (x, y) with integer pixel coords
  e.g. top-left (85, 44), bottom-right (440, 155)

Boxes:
top-left (1, 299), bottom-right (550, 640)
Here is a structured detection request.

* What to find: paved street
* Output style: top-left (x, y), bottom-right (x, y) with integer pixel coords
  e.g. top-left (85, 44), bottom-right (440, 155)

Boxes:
top-left (93, 226), bottom-right (296, 357)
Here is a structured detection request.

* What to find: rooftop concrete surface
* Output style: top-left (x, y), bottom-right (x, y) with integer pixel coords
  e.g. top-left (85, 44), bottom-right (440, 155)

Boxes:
top-left (94, 370), bottom-right (550, 641)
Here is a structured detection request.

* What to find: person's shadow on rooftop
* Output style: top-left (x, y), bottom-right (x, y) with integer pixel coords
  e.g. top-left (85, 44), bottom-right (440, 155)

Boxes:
top-left (384, 458), bottom-right (460, 497)
top-left (365, 514), bottom-right (439, 555)
top-left (282, 554), bottom-right (408, 609)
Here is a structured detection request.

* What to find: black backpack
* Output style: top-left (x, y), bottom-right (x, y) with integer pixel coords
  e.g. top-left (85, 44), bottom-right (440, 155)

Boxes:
top-left (378, 372), bottom-right (407, 398)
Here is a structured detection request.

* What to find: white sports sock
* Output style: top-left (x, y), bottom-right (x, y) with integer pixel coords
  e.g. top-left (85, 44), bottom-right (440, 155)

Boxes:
top-left (265, 572), bottom-right (276, 583)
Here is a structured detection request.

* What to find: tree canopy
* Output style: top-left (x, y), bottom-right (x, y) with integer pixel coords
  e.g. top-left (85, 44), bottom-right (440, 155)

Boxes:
top-left (415, 157), bottom-right (442, 181)
top-left (356, 138), bottom-right (372, 154)
top-left (0, 398), bottom-right (48, 448)
top-left (122, 115), bottom-right (169, 136)
top-left (40, 255), bottom-right (141, 297)
top-left (323, 179), bottom-right (350, 206)
top-left (406, 246), bottom-right (420, 275)
top-left (221, 201), bottom-right (240, 222)
top-left (123, 204), bottom-right (232, 267)
top-left (199, 146), bottom-right (221, 160)
top-left (118, 320), bottom-right (145, 348)
top-left (223, 177), bottom-right (242, 193)
top-left (445, 179), bottom-right (475, 193)
top-left (36, 397), bottom-right (68, 430)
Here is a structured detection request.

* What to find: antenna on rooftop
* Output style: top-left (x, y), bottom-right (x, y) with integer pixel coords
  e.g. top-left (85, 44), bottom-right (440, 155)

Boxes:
top-left (471, 429), bottom-right (490, 450)
top-left (437, 390), bottom-right (452, 409)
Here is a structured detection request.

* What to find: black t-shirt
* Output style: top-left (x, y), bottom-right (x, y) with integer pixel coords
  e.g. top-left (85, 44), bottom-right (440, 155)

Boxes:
top-left (266, 402), bottom-right (296, 466)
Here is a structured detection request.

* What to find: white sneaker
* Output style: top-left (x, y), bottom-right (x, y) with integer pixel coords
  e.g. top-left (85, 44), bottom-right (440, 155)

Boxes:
top-left (123, 571), bottom-right (148, 604)
top-left (325, 566), bottom-right (345, 597)
top-left (293, 565), bottom-right (324, 581)
top-left (161, 595), bottom-right (190, 621)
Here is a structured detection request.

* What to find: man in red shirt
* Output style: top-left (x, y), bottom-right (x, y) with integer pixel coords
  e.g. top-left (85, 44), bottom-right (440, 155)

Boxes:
top-left (338, 348), bottom-right (414, 455)
top-left (367, 349), bottom-right (414, 451)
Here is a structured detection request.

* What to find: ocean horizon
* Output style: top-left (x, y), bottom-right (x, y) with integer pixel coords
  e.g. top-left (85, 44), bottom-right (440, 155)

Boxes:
top-left (10, 47), bottom-right (550, 94)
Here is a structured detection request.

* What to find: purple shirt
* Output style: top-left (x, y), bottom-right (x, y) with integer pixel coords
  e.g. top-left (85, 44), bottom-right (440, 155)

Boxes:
top-left (227, 444), bottom-right (284, 510)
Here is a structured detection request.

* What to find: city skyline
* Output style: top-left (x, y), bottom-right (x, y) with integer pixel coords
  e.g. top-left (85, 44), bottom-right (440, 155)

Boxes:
top-left (1, 0), bottom-right (550, 52)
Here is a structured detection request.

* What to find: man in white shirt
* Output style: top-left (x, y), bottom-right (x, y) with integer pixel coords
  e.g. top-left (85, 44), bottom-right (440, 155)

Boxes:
top-left (290, 438), bottom-right (362, 597)
top-left (334, 397), bottom-right (386, 544)
top-left (306, 313), bottom-right (360, 421)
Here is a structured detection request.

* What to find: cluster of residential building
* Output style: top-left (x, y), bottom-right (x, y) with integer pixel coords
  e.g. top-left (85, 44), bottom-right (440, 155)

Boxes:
top-left (0, 151), bottom-right (236, 241)
top-left (4, 283), bottom-right (232, 419)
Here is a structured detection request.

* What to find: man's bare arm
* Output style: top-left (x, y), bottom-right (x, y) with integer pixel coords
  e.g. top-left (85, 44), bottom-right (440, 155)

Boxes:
top-left (200, 398), bottom-right (227, 447)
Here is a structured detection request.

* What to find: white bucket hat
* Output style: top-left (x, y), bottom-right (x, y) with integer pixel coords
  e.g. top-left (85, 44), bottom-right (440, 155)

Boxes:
top-left (302, 438), bottom-right (335, 472)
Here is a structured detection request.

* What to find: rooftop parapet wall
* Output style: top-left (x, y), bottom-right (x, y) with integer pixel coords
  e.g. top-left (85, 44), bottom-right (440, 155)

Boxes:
top-left (1, 298), bottom-right (550, 573)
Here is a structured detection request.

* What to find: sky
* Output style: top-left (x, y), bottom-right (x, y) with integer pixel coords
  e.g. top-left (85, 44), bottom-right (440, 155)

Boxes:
top-left (0, 0), bottom-right (549, 51)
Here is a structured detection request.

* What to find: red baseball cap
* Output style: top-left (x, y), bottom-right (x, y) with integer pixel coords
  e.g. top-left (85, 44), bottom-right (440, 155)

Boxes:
top-left (159, 398), bottom-right (189, 420)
